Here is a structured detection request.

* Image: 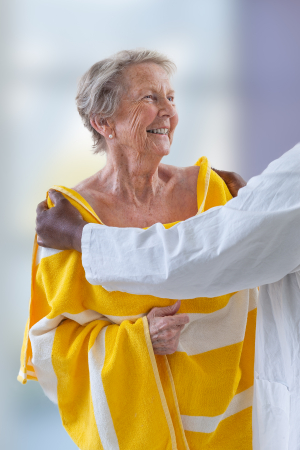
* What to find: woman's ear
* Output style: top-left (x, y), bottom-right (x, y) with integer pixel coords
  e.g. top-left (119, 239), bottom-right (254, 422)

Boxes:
top-left (90, 117), bottom-right (113, 139)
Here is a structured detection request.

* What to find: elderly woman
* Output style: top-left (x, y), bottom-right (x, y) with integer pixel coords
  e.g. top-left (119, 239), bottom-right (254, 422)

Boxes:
top-left (19, 50), bottom-right (257, 450)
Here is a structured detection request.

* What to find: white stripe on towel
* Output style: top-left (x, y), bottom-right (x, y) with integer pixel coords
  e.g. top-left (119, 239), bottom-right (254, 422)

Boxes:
top-left (63, 310), bottom-right (106, 325)
top-left (181, 386), bottom-right (253, 433)
top-left (29, 316), bottom-right (60, 404)
top-left (36, 247), bottom-right (64, 265)
top-left (177, 290), bottom-right (257, 355)
top-left (89, 327), bottom-right (120, 450)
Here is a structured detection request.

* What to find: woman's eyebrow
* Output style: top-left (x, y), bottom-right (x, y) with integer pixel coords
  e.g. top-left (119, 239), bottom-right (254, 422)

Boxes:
top-left (134, 87), bottom-right (175, 97)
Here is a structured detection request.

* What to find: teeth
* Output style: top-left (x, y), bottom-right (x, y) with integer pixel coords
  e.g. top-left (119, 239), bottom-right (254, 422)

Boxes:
top-left (147, 128), bottom-right (169, 135)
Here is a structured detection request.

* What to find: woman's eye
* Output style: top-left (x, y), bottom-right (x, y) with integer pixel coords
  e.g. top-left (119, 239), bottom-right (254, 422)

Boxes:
top-left (167, 96), bottom-right (174, 102)
top-left (144, 95), bottom-right (153, 99)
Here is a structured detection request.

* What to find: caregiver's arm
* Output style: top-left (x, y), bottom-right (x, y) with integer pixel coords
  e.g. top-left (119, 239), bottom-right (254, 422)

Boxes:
top-left (82, 144), bottom-right (300, 298)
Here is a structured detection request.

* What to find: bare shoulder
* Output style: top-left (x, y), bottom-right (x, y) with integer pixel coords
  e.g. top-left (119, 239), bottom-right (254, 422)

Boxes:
top-left (72, 172), bottom-right (100, 195)
top-left (158, 163), bottom-right (200, 191)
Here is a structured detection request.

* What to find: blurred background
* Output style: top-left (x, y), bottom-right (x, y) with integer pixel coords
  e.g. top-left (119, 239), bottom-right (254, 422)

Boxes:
top-left (1, 0), bottom-right (300, 448)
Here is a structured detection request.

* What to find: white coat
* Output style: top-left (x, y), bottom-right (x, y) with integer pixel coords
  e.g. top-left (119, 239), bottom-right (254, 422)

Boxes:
top-left (82, 144), bottom-right (300, 450)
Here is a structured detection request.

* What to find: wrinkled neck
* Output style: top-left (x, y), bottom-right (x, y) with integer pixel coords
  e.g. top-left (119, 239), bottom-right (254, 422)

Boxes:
top-left (100, 145), bottom-right (164, 204)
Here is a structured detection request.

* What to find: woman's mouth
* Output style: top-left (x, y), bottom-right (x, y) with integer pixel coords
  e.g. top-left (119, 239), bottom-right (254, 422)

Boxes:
top-left (147, 128), bottom-right (169, 135)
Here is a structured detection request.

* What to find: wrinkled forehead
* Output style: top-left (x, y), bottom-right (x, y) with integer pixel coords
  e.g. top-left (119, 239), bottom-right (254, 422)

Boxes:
top-left (121, 62), bottom-right (172, 96)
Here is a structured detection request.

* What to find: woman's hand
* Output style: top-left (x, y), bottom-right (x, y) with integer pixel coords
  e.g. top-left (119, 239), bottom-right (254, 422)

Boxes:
top-left (147, 301), bottom-right (189, 355)
top-left (212, 168), bottom-right (246, 197)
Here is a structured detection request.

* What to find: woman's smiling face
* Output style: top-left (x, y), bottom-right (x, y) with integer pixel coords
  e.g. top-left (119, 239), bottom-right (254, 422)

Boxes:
top-left (110, 62), bottom-right (178, 157)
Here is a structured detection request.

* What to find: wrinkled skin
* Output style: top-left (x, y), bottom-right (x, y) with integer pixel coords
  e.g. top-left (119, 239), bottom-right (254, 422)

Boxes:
top-left (146, 301), bottom-right (189, 355)
top-left (85, 64), bottom-right (246, 226)
top-left (92, 62), bottom-right (178, 161)
top-left (77, 62), bottom-right (197, 229)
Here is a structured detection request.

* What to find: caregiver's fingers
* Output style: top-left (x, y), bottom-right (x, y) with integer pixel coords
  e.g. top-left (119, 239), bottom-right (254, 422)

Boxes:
top-left (36, 200), bottom-right (48, 247)
top-left (48, 189), bottom-right (67, 205)
top-left (212, 168), bottom-right (246, 197)
top-left (37, 236), bottom-right (47, 247)
top-left (35, 190), bottom-right (87, 252)
top-left (36, 199), bottom-right (48, 215)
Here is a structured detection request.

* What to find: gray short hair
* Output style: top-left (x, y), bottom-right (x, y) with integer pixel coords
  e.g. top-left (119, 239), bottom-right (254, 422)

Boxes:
top-left (76, 49), bottom-right (176, 154)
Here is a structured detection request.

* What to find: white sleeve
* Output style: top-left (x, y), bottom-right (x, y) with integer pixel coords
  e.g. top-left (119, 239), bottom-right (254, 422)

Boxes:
top-left (82, 144), bottom-right (300, 299)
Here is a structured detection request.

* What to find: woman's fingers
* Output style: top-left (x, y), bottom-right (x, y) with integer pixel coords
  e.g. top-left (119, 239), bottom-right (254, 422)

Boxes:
top-left (151, 326), bottom-right (181, 341)
top-left (149, 314), bottom-right (189, 338)
top-left (151, 329), bottom-right (182, 355)
top-left (154, 314), bottom-right (189, 331)
top-left (148, 300), bottom-right (181, 319)
top-left (147, 303), bottom-right (189, 355)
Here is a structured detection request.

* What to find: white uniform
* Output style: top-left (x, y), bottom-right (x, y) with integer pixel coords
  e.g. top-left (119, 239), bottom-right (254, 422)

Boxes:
top-left (82, 144), bottom-right (300, 450)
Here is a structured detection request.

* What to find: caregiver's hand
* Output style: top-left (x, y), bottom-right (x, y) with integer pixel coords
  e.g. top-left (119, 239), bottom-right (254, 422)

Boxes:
top-left (212, 169), bottom-right (246, 197)
top-left (36, 190), bottom-right (87, 252)
top-left (147, 301), bottom-right (189, 355)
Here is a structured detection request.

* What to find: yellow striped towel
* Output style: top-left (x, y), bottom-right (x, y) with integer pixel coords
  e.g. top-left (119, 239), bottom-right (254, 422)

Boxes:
top-left (19, 156), bottom-right (257, 450)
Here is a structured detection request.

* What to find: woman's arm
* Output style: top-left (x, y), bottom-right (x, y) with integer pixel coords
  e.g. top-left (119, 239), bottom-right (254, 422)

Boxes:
top-left (81, 144), bottom-right (300, 298)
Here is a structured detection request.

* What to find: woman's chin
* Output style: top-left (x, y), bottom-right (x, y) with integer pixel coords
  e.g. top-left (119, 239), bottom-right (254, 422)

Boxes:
top-left (145, 134), bottom-right (171, 157)
top-left (155, 147), bottom-right (170, 158)
top-left (150, 143), bottom-right (171, 157)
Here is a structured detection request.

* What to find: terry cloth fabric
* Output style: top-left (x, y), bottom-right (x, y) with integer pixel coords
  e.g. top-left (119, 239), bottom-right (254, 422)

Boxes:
top-left (19, 156), bottom-right (257, 450)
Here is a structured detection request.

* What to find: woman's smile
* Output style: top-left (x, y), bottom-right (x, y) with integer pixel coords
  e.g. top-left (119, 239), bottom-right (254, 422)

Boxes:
top-left (147, 128), bottom-right (169, 135)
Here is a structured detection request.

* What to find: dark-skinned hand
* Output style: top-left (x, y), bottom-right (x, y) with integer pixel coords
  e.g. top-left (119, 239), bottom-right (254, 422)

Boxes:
top-left (36, 190), bottom-right (87, 252)
top-left (147, 300), bottom-right (189, 355)
top-left (212, 168), bottom-right (246, 198)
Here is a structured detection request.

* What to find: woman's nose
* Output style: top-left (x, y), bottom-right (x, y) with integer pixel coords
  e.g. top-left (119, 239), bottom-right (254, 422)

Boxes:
top-left (158, 97), bottom-right (176, 117)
